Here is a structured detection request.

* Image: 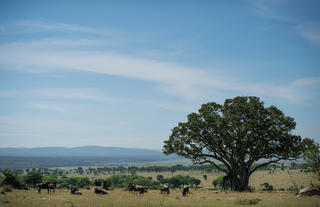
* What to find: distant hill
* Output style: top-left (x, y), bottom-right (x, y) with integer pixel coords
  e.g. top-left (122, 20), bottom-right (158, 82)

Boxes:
top-left (0, 146), bottom-right (168, 157)
top-left (0, 146), bottom-right (180, 169)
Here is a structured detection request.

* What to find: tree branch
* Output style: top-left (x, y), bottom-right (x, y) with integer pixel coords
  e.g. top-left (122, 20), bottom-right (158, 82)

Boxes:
top-left (249, 158), bottom-right (282, 176)
top-left (194, 159), bottom-right (227, 173)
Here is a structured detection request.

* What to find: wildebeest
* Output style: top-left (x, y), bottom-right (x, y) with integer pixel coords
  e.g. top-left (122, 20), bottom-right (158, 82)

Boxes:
top-left (182, 185), bottom-right (189, 197)
top-left (221, 173), bottom-right (233, 191)
top-left (128, 183), bottom-right (147, 195)
top-left (36, 182), bottom-right (56, 194)
top-left (128, 183), bottom-right (135, 192)
top-left (94, 187), bottom-right (108, 195)
top-left (161, 184), bottom-right (170, 195)
top-left (135, 185), bottom-right (147, 195)
top-left (70, 186), bottom-right (79, 194)
top-left (297, 187), bottom-right (320, 197)
top-left (74, 191), bottom-right (82, 195)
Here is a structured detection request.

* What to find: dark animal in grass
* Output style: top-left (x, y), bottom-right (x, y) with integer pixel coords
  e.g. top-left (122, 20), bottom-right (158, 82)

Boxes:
top-left (297, 187), bottom-right (320, 197)
top-left (48, 183), bottom-right (56, 194)
top-left (161, 184), bottom-right (170, 195)
top-left (134, 185), bottom-right (147, 195)
top-left (221, 173), bottom-right (233, 191)
top-left (182, 185), bottom-right (189, 197)
top-left (36, 182), bottom-right (56, 194)
top-left (128, 183), bottom-right (147, 195)
top-left (74, 191), bottom-right (82, 195)
top-left (128, 183), bottom-right (135, 192)
top-left (70, 186), bottom-right (79, 194)
top-left (94, 188), bottom-right (108, 195)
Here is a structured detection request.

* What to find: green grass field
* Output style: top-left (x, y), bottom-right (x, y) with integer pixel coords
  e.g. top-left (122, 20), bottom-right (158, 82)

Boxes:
top-left (1, 170), bottom-right (320, 207)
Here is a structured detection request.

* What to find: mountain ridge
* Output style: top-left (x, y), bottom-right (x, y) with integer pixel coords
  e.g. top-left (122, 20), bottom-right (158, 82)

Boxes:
top-left (0, 145), bottom-right (167, 157)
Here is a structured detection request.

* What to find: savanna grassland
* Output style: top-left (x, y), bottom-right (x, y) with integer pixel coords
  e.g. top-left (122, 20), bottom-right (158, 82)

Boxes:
top-left (1, 188), bottom-right (320, 207)
top-left (1, 169), bottom-right (320, 207)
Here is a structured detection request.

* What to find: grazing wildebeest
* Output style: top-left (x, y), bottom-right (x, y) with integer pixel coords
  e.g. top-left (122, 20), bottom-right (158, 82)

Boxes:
top-left (161, 184), bottom-right (170, 195)
top-left (135, 185), bottom-right (147, 195)
top-left (70, 186), bottom-right (79, 194)
top-left (94, 187), bottom-right (108, 195)
top-left (182, 185), bottom-right (189, 197)
top-left (74, 191), bottom-right (82, 195)
top-left (128, 183), bottom-right (135, 192)
top-left (128, 183), bottom-right (147, 195)
top-left (48, 183), bottom-right (56, 194)
top-left (37, 182), bottom-right (56, 194)
top-left (221, 173), bottom-right (233, 191)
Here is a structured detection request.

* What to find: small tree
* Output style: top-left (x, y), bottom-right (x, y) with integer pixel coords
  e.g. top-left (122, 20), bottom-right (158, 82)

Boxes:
top-left (1, 170), bottom-right (24, 189)
top-left (93, 179), bottom-right (103, 186)
top-left (203, 174), bottom-right (207, 181)
top-left (212, 176), bottom-right (223, 189)
top-left (77, 177), bottom-right (91, 188)
top-left (163, 96), bottom-right (306, 191)
top-left (24, 172), bottom-right (43, 188)
top-left (190, 177), bottom-right (201, 188)
top-left (260, 182), bottom-right (273, 192)
top-left (302, 138), bottom-right (320, 180)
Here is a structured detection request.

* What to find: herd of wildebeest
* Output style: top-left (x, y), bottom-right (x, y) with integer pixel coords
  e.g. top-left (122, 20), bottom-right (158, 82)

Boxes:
top-left (36, 182), bottom-right (190, 197)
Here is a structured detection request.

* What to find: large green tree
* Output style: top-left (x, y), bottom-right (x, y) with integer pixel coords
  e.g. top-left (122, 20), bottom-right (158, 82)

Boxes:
top-left (163, 96), bottom-right (305, 191)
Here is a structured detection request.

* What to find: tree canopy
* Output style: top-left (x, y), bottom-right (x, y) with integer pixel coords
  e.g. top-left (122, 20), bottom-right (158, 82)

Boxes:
top-left (163, 96), bottom-right (306, 191)
top-left (302, 138), bottom-right (320, 180)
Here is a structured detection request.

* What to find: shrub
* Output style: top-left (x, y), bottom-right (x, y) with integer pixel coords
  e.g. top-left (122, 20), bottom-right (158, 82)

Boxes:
top-left (212, 176), bottom-right (224, 189)
top-left (236, 198), bottom-right (262, 205)
top-left (260, 182), bottom-right (273, 192)
top-left (93, 179), bottom-right (103, 187)
top-left (1, 170), bottom-right (26, 189)
top-left (77, 177), bottom-right (91, 188)
top-left (247, 186), bottom-right (255, 192)
top-left (104, 174), bottom-right (161, 189)
top-left (1, 185), bottom-right (13, 193)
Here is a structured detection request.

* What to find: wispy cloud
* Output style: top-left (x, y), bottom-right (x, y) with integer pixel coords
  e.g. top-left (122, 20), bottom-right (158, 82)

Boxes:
top-left (0, 90), bottom-right (17, 97)
top-left (297, 23), bottom-right (320, 47)
top-left (34, 88), bottom-right (117, 103)
top-left (28, 102), bottom-right (65, 113)
top-left (0, 37), bottom-right (318, 102)
top-left (16, 20), bottom-right (115, 36)
top-left (250, 0), bottom-right (290, 21)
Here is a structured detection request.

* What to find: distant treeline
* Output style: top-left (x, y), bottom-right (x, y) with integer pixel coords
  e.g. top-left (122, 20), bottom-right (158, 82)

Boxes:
top-left (0, 170), bottom-right (200, 190)
top-left (1, 162), bottom-right (310, 178)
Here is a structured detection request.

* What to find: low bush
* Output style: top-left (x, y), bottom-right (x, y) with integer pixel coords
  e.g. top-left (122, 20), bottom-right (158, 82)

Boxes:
top-left (1, 185), bottom-right (13, 193)
top-left (260, 182), bottom-right (273, 192)
top-left (236, 198), bottom-right (262, 205)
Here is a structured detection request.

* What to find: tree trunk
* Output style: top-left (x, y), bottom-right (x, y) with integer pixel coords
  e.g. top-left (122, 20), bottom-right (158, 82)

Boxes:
top-left (231, 169), bottom-right (250, 192)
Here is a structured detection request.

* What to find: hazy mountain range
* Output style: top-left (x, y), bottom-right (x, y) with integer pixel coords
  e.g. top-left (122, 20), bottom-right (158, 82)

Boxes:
top-left (0, 146), bottom-right (172, 158)
top-left (0, 146), bottom-right (180, 169)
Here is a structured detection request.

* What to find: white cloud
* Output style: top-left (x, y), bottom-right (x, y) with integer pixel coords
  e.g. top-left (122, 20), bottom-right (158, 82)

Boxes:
top-left (0, 36), bottom-right (318, 102)
top-left (0, 90), bottom-right (17, 97)
top-left (0, 115), bottom-right (132, 142)
top-left (29, 102), bottom-right (65, 113)
top-left (297, 23), bottom-right (320, 47)
top-left (250, 0), bottom-right (289, 21)
top-left (34, 88), bottom-right (117, 103)
top-left (16, 20), bottom-right (115, 36)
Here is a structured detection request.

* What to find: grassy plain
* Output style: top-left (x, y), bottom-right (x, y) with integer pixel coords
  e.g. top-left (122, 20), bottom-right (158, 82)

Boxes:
top-left (1, 170), bottom-right (320, 207)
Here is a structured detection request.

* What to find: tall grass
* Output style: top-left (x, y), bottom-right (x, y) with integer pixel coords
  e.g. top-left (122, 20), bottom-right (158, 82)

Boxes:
top-left (1, 189), bottom-right (320, 207)
top-left (1, 169), bottom-right (320, 207)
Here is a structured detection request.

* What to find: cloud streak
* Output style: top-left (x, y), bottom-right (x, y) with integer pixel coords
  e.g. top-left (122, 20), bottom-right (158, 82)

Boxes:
top-left (34, 88), bottom-right (117, 103)
top-left (297, 23), bottom-right (320, 47)
top-left (0, 37), bottom-right (318, 102)
top-left (29, 102), bottom-right (65, 113)
top-left (250, 0), bottom-right (290, 21)
top-left (15, 20), bottom-right (115, 36)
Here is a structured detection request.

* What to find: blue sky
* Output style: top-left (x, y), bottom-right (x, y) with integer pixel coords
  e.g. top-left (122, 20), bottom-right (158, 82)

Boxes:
top-left (0, 0), bottom-right (319, 149)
